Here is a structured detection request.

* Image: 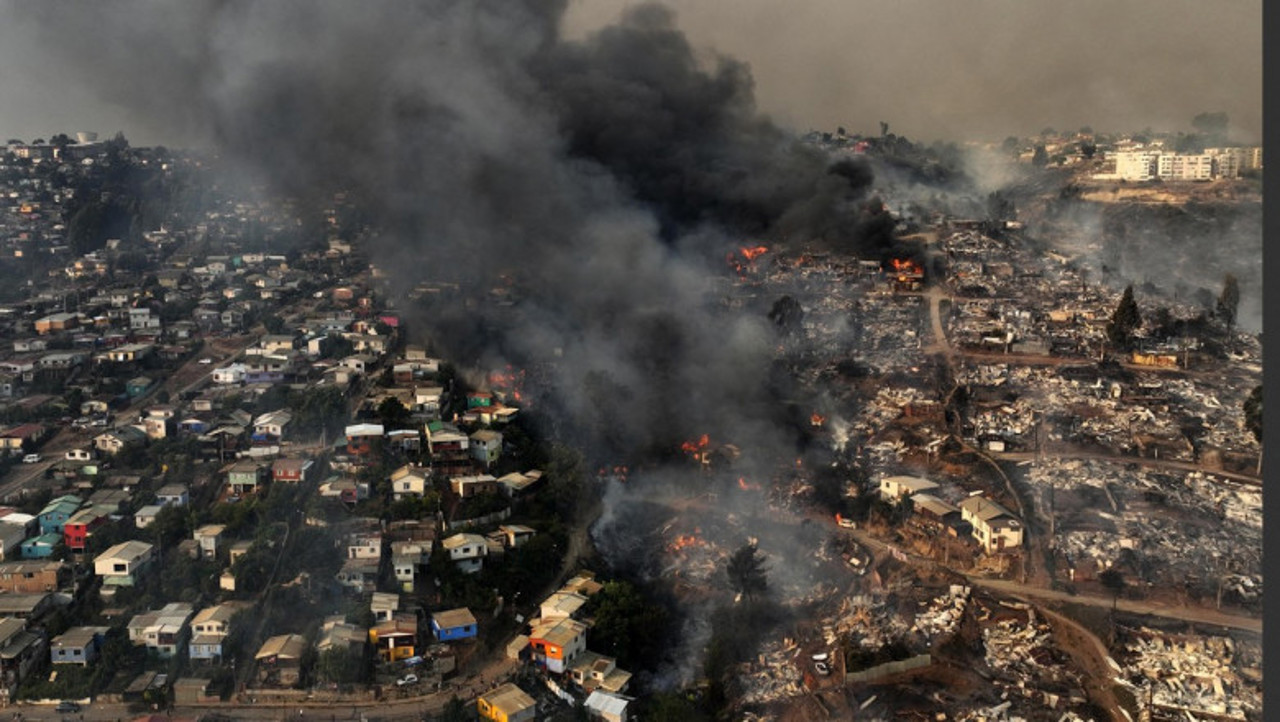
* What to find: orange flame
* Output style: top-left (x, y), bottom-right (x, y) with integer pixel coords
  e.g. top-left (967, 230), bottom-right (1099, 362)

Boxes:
top-left (681, 434), bottom-right (710, 455)
top-left (810, 413), bottom-right (826, 427)
top-left (889, 258), bottom-right (924, 281)
top-left (738, 477), bottom-right (762, 491)
top-left (740, 245), bottom-right (769, 261)
top-left (667, 532), bottom-right (707, 552)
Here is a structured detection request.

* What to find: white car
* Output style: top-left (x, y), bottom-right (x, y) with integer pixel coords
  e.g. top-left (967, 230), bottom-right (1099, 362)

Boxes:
top-left (814, 661), bottom-right (831, 676)
top-left (396, 673), bottom-right (418, 687)
top-left (21, 454), bottom-right (41, 464)
top-left (198, 357), bottom-right (213, 364)
top-left (837, 517), bottom-right (857, 529)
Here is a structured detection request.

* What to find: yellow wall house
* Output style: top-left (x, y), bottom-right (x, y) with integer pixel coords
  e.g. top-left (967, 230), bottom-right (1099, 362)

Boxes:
top-left (477, 682), bottom-right (536, 722)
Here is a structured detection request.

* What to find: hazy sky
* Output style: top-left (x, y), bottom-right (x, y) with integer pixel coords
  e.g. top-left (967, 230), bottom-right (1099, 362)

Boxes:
top-left (0, 0), bottom-right (1261, 147)
top-left (566, 0), bottom-right (1263, 144)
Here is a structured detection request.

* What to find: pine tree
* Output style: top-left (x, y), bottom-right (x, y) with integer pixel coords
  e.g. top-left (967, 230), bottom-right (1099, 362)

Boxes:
top-left (725, 543), bottom-right (768, 600)
top-left (1216, 273), bottom-right (1240, 331)
top-left (1106, 285), bottom-right (1141, 349)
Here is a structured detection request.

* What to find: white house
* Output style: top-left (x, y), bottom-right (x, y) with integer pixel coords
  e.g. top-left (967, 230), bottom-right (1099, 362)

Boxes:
top-left (211, 364), bottom-right (247, 384)
top-left (389, 464), bottom-right (429, 500)
top-left (94, 540), bottom-right (157, 589)
top-left (878, 475), bottom-right (939, 502)
top-left (958, 495), bottom-right (1024, 554)
top-left (442, 533), bottom-right (487, 574)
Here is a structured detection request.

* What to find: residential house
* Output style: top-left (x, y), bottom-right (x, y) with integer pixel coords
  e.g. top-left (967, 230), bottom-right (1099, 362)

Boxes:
top-left (959, 496), bottom-right (1024, 554)
top-left (189, 604), bottom-right (238, 662)
top-left (255, 634), bottom-right (307, 687)
top-left (134, 505), bottom-right (163, 529)
top-left (470, 430), bottom-right (503, 469)
top-left (211, 364), bottom-right (246, 384)
top-left (19, 535), bottom-right (60, 560)
top-left (0, 561), bottom-right (65, 594)
top-left (568, 651), bottom-right (632, 695)
top-left (370, 593), bottom-right (400, 624)
top-left (0, 617), bottom-right (46, 699)
top-left (50, 626), bottom-right (109, 666)
top-left (431, 608), bottom-right (477, 642)
top-left (127, 602), bottom-right (194, 658)
top-left (193, 524), bottom-right (226, 560)
top-left (156, 483), bottom-right (190, 507)
top-left (271, 458), bottom-right (315, 484)
top-left (94, 426), bottom-right (147, 455)
top-left (528, 617), bottom-right (589, 674)
top-left (316, 617), bottom-right (366, 655)
top-left (909, 493), bottom-right (962, 535)
top-left (369, 614), bottom-right (418, 662)
top-left (225, 460), bottom-right (266, 496)
top-left (584, 690), bottom-right (632, 722)
top-left (63, 506), bottom-right (110, 552)
top-left (450, 474), bottom-right (498, 499)
top-left (497, 470), bottom-right (543, 497)
top-left (442, 533), bottom-right (487, 574)
top-left (94, 540), bottom-right (157, 590)
top-left (477, 683), bottom-right (537, 722)
top-left (37, 495), bottom-right (82, 535)
top-left (499, 525), bottom-right (536, 549)
top-left (335, 558), bottom-right (378, 594)
top-left (539, 591), bottom-right (588, 623)
top-left (252, 409), bottom-right (292, 444)
top-left (345, 423), bottom-right (384, 457)
top-left (347, 533), bottom-right (382, 561)
top-left (878, 475), bottom-right (939, 502)
top-left (0, 593), bottom-right (54, 622)
top-left (390, 464), bottom-right (430, 500)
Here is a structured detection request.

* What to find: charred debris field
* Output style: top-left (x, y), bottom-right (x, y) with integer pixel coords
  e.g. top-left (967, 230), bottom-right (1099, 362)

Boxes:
top-left (569, 209), bottom-right (1261, 719)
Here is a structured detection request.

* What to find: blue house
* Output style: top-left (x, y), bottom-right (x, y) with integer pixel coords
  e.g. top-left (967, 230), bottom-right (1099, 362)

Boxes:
top-left (431, 608), bottom-right (477, 642)
top-left (21, 533), bottom-right (62, 559)
top-left (38, 495), bottom-right (83, 535)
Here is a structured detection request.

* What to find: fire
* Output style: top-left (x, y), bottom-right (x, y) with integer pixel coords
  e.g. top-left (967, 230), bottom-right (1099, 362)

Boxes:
top-left (488, 364), bottom-right (526, 403)
top-left (737, 477), bottom-right (761, 491)
top-left (667, 532), bottom-right (707, 552)
top-left (726, 245), bottom-right (770, 274)
top-left (681, 434), bottom-right (710, 455)
top-left (889, 258), bottom-right (924, 281)
top-left (810, 413), bottom-right (826, 427)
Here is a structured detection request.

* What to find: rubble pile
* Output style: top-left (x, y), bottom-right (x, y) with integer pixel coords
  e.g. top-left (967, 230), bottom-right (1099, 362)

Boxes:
top-left (1118, 628), bottom-right (1260, 720)
top-left (734, 637), bottom-right (806, 706)
top-left (822, 595), bottom-right (912, 652)
top-left (909, 584), bottom-right (971, 642)
top-left (978, 605), bottom-right (1088, 717)
top-left (1025, 460), bottom-right (1261, 587)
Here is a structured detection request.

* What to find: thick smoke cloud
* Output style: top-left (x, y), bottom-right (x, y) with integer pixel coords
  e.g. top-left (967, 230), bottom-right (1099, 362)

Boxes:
top-left (14, 0), bottom-right (879, 458)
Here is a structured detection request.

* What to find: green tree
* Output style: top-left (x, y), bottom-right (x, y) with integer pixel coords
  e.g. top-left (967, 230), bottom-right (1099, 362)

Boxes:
top-left (584, 581), bottom-right (670, 670)
top-left (725, 543), bottom-right (768, 600)
top-left (1105, 285), bottom-right (1142, 349)
top-left (1216, 273), bottom-right (1240, 331)
top-left (376, 396), bottom-right (411, 429)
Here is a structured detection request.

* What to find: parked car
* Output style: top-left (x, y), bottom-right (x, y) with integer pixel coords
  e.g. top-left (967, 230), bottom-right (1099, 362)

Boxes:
top-left (837, 517), bottom-right (857, 529)
top-left (396, 673), bottom-right (419, 687)
top-left (21, 454), bottom-right (41, 464)
top-left (814, 661), bottom-right (831, 676)
top-left (55, 701), bottom-right (80, 713)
